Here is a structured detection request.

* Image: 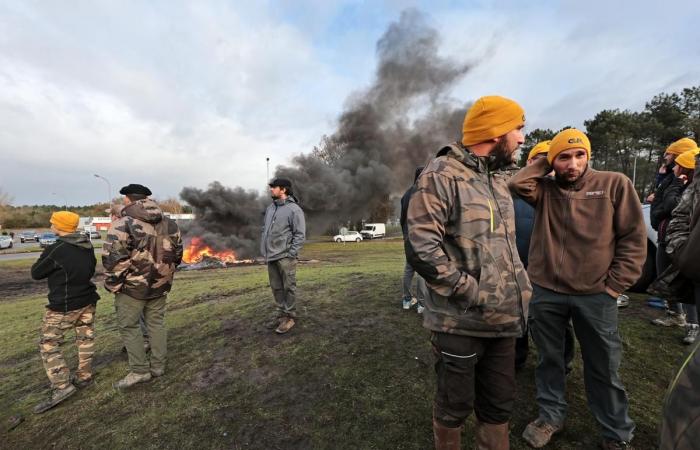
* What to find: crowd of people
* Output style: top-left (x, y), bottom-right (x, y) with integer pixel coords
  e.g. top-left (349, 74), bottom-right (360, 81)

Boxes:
top-left (26, 96), bottom-right (699, 449)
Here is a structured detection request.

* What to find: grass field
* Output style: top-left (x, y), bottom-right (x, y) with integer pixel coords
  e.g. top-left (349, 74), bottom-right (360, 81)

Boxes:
top-left (0, 240), bottom-right (689, 449)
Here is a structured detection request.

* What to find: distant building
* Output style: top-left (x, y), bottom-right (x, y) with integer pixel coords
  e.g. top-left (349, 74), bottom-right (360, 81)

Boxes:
top-left (78, 213), bottom-right (194, 232)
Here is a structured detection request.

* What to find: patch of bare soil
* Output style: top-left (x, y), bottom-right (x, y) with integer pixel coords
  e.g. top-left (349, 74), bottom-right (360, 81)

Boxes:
top-left (0, 266), bottom-right (105, 301)
top-left (621, 295), bottom-right (667, 322)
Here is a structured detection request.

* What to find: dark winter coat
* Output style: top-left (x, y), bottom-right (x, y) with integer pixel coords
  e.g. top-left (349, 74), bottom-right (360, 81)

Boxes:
top-left (650, 174), bottom-right (685, 243)
top-left (513, 195), bottom-right (535, 269)
top-left (31, 232), bottom-right (100, 312)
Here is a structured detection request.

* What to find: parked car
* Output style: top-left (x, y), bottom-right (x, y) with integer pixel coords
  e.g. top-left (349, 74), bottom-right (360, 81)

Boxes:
top-left (0, 235), bottom-right (13, 249)
top-left (19, 230), bottom-right (39, 243)
top-left (333, 231), bottom-right (363, 243)
top-left (39, 233), bottom-right (58, 248)
top-left (360, 223), bottom-right (386, 239)
top-left (88, 230), bottom-right (101, 240)
top-left (628, 203), bottom-right (657, 293)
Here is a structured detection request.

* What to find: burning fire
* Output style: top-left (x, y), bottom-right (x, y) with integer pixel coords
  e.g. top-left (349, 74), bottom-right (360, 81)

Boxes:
top-left (183, 237), bottom-right (239, 264)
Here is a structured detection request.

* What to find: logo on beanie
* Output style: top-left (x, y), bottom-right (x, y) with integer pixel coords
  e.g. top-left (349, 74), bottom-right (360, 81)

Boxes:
top-left (568, 138), bottom-right (584, 144)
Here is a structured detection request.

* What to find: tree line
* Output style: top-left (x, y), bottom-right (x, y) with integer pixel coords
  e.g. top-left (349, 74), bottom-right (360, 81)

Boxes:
top-left (519, 86), bottom-right (700, 199)
top-left (0, 198), bottom-right (191, 230)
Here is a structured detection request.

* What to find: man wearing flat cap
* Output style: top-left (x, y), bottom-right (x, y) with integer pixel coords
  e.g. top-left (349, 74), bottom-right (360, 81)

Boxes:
top-left (510, 128), bottom-right (645, 449)
top-left (405, 95), bottom-right (531, 449)
top-left (261, 178), bottom-right (306, 334)
top-left (103, 183), bottom-right (183, 389)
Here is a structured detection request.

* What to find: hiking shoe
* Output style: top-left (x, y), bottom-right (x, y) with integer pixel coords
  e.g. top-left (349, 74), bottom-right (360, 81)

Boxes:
top-left (150, 368), bottom-right (165, 377)
top-left (600, 439), bottom-right (635, 450)
top-left (73, 377), bottom-right (94, 389)
top-left (275, 317), bottom-right (296, 334)
top-left (417, 305), bottom-right (425, 314)
top-left (616, 294), bottom-right (629, 308)
top-left (522, 418), bottom-right (563, 448)
top-left (402, 297), bottom-right (412, 310)
top-left (33, 384), bottom-right (77, 414)
top-left (113, 372), bottom-right (152, 389)
top-left (652, 312), bottom-right (687, 327)
top-left (683, 324), bottom-right (699, 345)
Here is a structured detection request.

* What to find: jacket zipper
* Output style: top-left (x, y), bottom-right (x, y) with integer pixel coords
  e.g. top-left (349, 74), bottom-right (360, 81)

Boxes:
top-left (486, 166), bottom-right (526, 333)
top-left (264, 203), bottom-right (280, 259)
top-left (553, 188), bottom-right (574, 291)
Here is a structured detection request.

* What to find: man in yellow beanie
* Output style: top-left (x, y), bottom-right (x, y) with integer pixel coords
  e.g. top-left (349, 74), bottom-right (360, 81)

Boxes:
top-left (649, 139), bottom-right (699, 330)
top-left (31, 211), bottom-right (100, 413)
top-left (510, 128), bottom-right (646, 449)
top-left (406, 95), bottom-right (531, 449)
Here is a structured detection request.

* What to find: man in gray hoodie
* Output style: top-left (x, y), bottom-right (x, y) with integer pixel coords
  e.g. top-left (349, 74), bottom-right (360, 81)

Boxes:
top-left (261, 178), bottom-right (306, 334)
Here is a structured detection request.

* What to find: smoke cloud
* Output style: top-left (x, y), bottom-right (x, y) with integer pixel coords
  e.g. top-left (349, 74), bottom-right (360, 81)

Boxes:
top-left (181, 9), bottom-right (474, 258)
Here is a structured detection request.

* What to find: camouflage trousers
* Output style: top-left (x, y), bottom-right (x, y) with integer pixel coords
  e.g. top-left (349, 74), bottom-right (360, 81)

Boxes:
top-left (39, 304), bottom-right (96, 390)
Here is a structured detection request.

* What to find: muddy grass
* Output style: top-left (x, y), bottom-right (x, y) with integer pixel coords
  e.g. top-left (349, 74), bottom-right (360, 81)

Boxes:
top-left (0, 241), bottom-right (691, 449)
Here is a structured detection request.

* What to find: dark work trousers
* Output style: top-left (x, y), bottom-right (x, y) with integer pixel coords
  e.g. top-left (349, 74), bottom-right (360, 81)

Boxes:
top-left (515, 322), bottom-right (575, 371)
top-left (431, 332), bottom-right (515, 428)
top-left (267, 257), bottom-right (297, 318)
top-left (657, 243), bottom-right (697, 322)
top-left (529, 284), bottom-right (635, 442)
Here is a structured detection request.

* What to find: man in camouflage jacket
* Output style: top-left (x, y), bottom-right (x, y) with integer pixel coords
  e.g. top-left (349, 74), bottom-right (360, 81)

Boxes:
top-left (406, 95), bottom-right (531, 450)
top-left (103, 184), bottom-right (183, 389)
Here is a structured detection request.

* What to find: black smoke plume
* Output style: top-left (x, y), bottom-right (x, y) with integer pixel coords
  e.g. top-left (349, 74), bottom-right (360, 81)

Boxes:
top-left (181, 9), bottom-right (474, 258)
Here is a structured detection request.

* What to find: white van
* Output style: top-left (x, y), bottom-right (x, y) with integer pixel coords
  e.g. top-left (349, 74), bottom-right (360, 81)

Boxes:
top-left (360, 223), bottom-right (386, 239)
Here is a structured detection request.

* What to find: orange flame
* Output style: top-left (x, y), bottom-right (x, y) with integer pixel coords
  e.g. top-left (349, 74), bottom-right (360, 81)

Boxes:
top-left (183, 237), bottom-right (238, 264)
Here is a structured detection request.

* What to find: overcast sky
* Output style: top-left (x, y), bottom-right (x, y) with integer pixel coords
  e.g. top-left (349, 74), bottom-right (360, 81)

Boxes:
top-left (2, 0), bottom-right (699, 206)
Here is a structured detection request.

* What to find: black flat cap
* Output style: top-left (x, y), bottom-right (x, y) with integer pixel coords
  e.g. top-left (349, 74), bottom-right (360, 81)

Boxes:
top-left (119, 184), bottom-right (152, 196)
top-left (268, 178), bottom-right (292, 188)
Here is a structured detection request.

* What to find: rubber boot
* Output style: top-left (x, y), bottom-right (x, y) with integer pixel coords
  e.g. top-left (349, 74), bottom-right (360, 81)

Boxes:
top-left (433, 418), bottom-right (461, 450)
top-left (475, 420), bottom-right (509, 450)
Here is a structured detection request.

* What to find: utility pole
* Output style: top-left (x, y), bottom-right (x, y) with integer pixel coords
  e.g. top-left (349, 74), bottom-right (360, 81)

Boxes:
top-left (632, 154), bottom-right (638, 188)
top-left (266, 157), bottom-right (270, 182)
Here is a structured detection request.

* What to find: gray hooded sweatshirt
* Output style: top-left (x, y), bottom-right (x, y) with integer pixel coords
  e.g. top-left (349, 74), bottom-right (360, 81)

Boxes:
top-left (260, 197), bottom-right (306, 262)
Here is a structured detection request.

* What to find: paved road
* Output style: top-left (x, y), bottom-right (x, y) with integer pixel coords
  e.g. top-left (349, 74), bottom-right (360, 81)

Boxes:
top-left (0, 251), bottom-right (42, 261)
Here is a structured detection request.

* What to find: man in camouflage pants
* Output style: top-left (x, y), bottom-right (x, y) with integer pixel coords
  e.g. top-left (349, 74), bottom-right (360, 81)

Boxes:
top-left (103, 184), bottom-right (183, 389)
top-left (406, 96), bottom-right (531, 449)
top-left (31, 211), bottom-right (100, 413)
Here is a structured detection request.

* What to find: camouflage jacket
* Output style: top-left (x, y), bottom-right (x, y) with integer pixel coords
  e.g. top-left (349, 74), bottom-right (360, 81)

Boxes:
top-left (405, 143), bottom-right (531, 337)
top-left (102, 199), bottom-right (183, 300)
top-left (659, 341), bottom-right (700, 449)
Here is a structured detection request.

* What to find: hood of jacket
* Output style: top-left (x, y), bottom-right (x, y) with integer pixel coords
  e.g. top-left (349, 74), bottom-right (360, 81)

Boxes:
top-left (122, 198), bottom-right (163, 224)
top-left (58, 232), bottom-right (94, 249)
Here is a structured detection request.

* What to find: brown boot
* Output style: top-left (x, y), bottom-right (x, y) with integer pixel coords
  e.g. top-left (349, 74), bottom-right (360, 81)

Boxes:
top-left (275, 317), bottom-right (296, 334)
top-left (475, 420), bottom-right (509, 450)
top-left (433, 418), bottom-right (461, 450)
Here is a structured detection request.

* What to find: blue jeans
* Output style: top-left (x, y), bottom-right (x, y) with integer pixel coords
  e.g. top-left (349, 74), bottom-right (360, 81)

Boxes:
top-left (529, 284), bottom-right (635, 442)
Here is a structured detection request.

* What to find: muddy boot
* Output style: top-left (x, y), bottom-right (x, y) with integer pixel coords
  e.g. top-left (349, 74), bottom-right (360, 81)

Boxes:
top-left (522, 418), bottom-right (563, 448)
top-left (150, 368), bottom-right (165, 377)
top-left (475, 420), bottom-right (509, 450)
top-left (33, 384), bottom-right (77, 414)
top-left (275, 317), bottom-right (296, 334)
top-left (113, 372), bottom-right (151, 390)
top-left (433, 418), bottom-right (461, 450)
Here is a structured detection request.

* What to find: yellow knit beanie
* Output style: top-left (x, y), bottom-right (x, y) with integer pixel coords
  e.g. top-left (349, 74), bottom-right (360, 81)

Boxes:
top-left (461, 95), bottom-right (525, 147)
top-left (50, 211), bottom-right (79, 233)
top-left (665, 138), bottom-right (697, 156)
top-left (527, 140), bottom-right (551, 161)
top-left (675, 149), bottom-right (699, 170)
top-left (547, 128), bottom-right (591, 164)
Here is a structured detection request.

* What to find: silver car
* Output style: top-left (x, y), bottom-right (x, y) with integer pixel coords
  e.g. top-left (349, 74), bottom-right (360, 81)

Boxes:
top-left (0, 235), bottom-right (12, 249)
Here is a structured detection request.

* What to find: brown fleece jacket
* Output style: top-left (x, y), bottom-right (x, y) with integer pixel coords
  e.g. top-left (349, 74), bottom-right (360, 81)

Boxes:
top-left (508, 157), bottom-right (646, 295)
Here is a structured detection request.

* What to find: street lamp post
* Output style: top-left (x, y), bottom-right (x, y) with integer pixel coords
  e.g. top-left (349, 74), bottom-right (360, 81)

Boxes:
top-left (93, 174), bottom-right (112, 206)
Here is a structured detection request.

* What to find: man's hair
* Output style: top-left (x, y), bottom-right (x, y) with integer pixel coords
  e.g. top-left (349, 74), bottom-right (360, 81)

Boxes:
top-left (126, 193), bottom-right (148, 202)
top-left (679, 166), bottom-right (695, 183)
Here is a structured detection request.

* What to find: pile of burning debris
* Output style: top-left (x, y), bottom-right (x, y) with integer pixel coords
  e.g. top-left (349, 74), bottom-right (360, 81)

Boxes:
top-left (179, 237), bottom-right (259, 271)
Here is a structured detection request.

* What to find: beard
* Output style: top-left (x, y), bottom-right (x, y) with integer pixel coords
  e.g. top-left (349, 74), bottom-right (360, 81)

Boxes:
top-left (487, 139), bottom-right (517, 170)
top-left (555, 167), bottom-right (586, 185)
